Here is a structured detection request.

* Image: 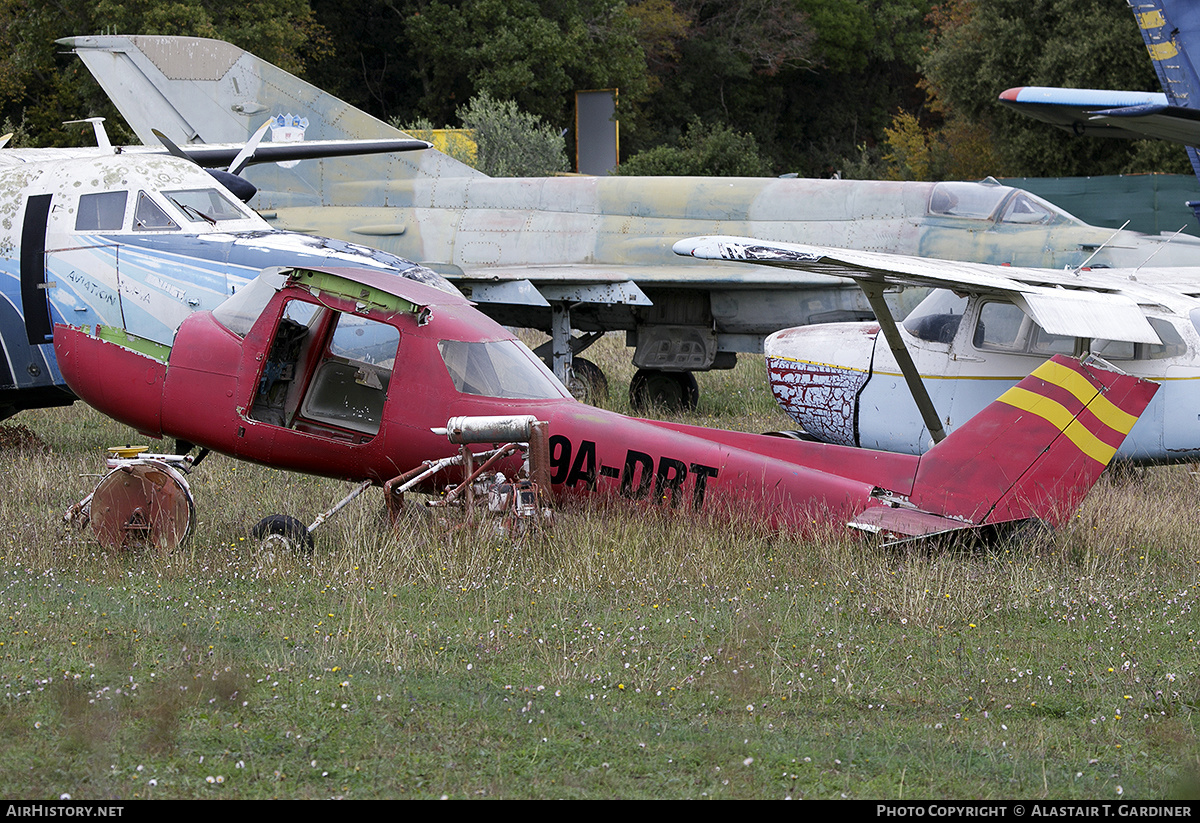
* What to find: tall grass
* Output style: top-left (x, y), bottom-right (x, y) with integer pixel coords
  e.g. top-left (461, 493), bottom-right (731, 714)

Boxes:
top-left (0, 343), bottom-right (1197, 798)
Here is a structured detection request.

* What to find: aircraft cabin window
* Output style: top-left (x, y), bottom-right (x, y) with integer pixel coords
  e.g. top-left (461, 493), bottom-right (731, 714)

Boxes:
top-left (970, 301), bottom-right (1183, 361)
top-left (974, 301), bottom-right (1029, 351)
top-left (902, 291), bottom-right (968, 344)
top-left (213, 270), bottom-right (289, 337)
top-left (439, 339), bottom-right (571, 400)
top-left (134, 191), bottom-right (179, 231)
top-left (163, 188), bottom-right (248, 223)
top-left (1031, 325), bottom-right (1082, 356)
top-left (75, 191), bottom-right (127, 231)
top-left (1142, 317), bottom-right (1186, 360)
top-left (298, 313), bottom-right (400, 435)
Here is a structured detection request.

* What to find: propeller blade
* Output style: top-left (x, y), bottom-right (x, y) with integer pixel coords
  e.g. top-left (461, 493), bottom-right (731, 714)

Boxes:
top-left (227, 120), bottom-right (272, 176)
top-left (151, 128), bottom-right (194, 162)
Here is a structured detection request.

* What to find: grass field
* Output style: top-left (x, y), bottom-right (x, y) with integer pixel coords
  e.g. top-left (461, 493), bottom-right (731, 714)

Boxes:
top-left (1, 336), bottom-right (1198, 799)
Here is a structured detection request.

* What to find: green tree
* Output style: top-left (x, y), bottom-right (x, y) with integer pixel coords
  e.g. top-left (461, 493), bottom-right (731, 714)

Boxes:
top-left (457, 93), bottom-right (569, 177)
top-left (401, 0), bottom-right (648, 134)
top-left (628, 0), bottom-right (931, 176)
top-left (614, 117), bottom-right (773, 176)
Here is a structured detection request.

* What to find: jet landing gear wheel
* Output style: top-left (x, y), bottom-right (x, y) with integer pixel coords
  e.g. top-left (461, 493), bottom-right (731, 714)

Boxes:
top-left (89, 460), bottom-right (196, 551)
top-left (566, 357), bottom-right (609, 403)
top-left (629, 369), bottom-right (699, 412)
top-left (249, 514), bottom-right (315, 554)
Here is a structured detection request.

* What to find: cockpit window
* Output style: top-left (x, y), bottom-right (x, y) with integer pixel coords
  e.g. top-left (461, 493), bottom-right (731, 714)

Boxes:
top-left (927, 182), bottom-right (1080, 227)
top-left (902, 290), bottom-right (968, 344)
top-left (439, 339), bottom-right (570, 399)
top-left (999, 193), bottom-right (1055, 225)
top-left (974, 301), bottom-right (1028, 350)
top-left (212, 270), bottom-right (288, 337)
top-left (927, 182), bottom-right (1011, 220)
top-left (162, 187), bottom-right (249, 223)
top-left (76, 191), bottom-right (127, 231)
top-left (998, 191), bottom-right (1079, 226)
top-left (134, 191), bottom-right (179, 231)
top-left (329, 312), bottom-right (401, 367)
top-left (972, 299), bottom-right (1183, 361)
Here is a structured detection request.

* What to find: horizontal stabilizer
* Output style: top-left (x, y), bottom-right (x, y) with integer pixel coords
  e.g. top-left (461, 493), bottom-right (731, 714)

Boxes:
top-left (847, 506), bottom-right (973, 539)
top-left (179, 139), bottom-right (432, 169)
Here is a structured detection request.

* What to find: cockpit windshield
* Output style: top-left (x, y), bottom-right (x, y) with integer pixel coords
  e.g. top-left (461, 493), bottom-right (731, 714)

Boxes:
top-left (212, 269), bottom-right (288, 337)
top-left (927, 181), bottom-right (1081, 226)
top-left (902, 289), bottom-right (968, 344)
top-left (927, 182), bottom-right (1011, 220)
top-left (439, 339), bottom-right (571, 399)
top-left (163, 187), bottom-right (251, 223)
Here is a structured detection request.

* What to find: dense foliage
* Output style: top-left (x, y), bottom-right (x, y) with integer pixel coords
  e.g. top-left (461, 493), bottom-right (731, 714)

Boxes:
top-left (0, 0), bottom-right (1190, 179)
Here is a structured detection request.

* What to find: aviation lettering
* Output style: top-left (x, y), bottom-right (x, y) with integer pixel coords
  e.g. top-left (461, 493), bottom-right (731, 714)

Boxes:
top-left (620, 449), bottom-right (655, 499)
top-left (548, 434), bottom-right (598, 490)
top-left (63, 270), bottom-right (116, 305)
top-left (549, 435), bottom-right (718, 509)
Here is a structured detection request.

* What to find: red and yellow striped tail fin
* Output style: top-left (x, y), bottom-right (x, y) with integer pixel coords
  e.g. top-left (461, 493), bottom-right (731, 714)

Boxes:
top-left (907, 355), bottom-right (1157, 527)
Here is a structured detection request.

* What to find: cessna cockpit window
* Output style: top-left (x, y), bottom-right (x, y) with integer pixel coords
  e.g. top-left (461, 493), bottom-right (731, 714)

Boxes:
top-left (439, 339), bottom-right (570, 400)
top-left (974, 301), bottom-right (1027, 350)
top-left (298, 313), bottom-right (399, 435)
top-left (163, 188), bottom-right (248, 223)
top-left (76, 191), bottom-right (127, 231)
top-left (134, 191), bottom-right (179, 231)
top-left (213, 270), bottom-right (289, 337)
top-left (902, 290), bottom-right (968, 344)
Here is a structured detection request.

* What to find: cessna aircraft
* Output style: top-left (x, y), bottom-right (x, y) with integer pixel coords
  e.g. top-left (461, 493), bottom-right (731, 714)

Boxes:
top-left (60, 33), bottom-right (1200, 409)
top-left (0, 133), bottom-right (462, 420)
top-left (50, 263), bottom-right (1156, 549)
top-left (674, 235), bottom-right (1200, 464)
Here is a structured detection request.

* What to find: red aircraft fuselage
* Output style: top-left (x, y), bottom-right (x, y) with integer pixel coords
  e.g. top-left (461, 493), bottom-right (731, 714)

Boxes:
top-left (53, 266), bottom-right (1157, 539)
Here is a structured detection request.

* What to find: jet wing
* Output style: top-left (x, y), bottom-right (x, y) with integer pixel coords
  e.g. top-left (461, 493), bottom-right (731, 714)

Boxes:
top-left (674, 236), bottom-right (1163, 344)
top-left (998, 86), bottom-right (1200, 145)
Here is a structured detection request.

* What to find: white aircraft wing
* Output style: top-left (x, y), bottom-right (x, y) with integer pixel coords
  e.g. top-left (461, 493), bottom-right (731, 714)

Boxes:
top-left (674, 235), bottom-right (1163, 344)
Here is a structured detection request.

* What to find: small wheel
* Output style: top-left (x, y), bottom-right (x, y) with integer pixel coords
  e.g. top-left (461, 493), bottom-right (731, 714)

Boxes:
top-left (249, 514), bottom-right (314, 554)
top-left (629, 369), bottom-right (699, 412)
top-left (567, 357), bottom-right (609, 403)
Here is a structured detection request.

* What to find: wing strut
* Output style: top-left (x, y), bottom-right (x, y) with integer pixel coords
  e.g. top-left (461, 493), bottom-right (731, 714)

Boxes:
top-left (857, 281), bottom-right (947, 444)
